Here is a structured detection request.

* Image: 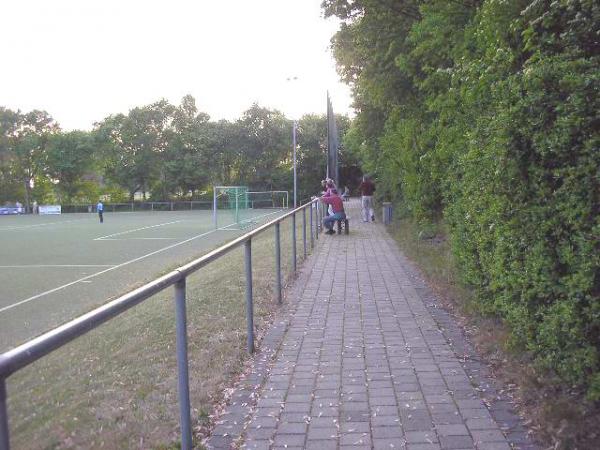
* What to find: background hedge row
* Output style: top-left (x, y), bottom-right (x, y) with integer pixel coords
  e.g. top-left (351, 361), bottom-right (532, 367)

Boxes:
top-left (324, 0), bottom-right (599, 398)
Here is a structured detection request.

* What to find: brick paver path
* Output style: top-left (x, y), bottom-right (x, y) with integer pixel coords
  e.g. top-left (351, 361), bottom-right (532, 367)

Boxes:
top-left (207, 199), bottom-right (534, 450)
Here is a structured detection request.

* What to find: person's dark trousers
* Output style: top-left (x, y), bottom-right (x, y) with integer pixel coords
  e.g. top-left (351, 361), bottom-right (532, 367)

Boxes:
top-left (99, 211), bottom-right (103, 223)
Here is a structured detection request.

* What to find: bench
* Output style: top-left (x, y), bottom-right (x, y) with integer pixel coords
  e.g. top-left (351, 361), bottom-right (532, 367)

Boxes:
top-left (336, 218), bottom-right (350, 235)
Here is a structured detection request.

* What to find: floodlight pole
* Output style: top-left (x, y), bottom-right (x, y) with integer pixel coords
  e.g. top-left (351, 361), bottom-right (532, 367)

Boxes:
top-left (293, 121), bottom-right (297, 208)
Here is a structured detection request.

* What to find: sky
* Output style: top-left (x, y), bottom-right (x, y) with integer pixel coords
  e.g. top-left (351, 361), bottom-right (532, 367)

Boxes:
top-left (0, 0), bottom-right (353, 130)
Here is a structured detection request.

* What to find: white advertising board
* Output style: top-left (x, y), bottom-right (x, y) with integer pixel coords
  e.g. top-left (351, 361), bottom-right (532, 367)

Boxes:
top-left (38, 205), bottom-right (62, 215)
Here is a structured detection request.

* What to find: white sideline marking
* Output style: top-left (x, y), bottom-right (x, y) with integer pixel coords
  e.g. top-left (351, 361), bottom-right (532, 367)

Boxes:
top-left (0, 208), bottom-right (286, 315)
top-left (98, 237), bottom-right (178, 241)
top-left (0, 264), bottom-right (116, 269)
top-left (94, 220), bottom-right (183, 240)
top-left (0, 218), bottom-right (93, 231)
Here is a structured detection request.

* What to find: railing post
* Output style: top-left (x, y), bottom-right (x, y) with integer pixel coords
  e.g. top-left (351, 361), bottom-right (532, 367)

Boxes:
top-left (174, 278), bottom-right (192, 450)
top-left (302, 207), bottom-right (307, 259)
top-left (245, 240), bottom-right (255, 353)
top-left (291, 213), bottom-right (297, 272)
top-left (0, 378), bottom-right (9, 450)
top-left (309, 203), bottom-right (314, 248)
top-left (315, 201), bottom-right (319, 240)
top-left (275, 223), bottom-right (282, 304)
top-left (317, 201), bottom-right (321, 234)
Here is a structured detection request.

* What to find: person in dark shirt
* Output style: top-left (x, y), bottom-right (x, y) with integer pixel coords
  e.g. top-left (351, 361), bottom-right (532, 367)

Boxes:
top-left (358, 175), bottom-right (376, 222)
top-left (321, 189), bottom-right (346, 235)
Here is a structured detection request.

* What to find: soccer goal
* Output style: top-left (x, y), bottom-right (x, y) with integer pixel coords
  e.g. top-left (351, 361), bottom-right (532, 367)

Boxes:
top-left (247, 191), bottom-right (289, 210)
top-left (213, 186), bottom-right (289, 230)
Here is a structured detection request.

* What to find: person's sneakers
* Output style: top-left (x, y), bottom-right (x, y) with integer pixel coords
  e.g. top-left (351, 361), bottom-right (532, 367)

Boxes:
top-left (325, 229), bottom-right (335, 235)
top-left (371, 215), bottom-right (375, 222)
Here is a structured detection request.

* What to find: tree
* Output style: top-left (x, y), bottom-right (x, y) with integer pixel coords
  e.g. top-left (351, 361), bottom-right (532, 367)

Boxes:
top-left (0, 107), bottom-right (58, 209)
top-left (160, 95), bottom-right (212, 199)
top-left (95, 100), bottom-right (176, 200)
top-left (234, 104), bottom-right (290, 190)
top-left (45, 131), bottom-right (96, 202)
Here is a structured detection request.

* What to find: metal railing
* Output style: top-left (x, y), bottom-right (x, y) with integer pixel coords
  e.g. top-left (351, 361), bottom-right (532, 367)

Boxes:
top-left (0, 198), bottom-right (325, 450)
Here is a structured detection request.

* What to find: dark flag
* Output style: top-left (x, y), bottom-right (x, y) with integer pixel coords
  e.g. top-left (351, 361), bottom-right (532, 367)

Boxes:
top-left (326, 92), bottom-right (339, 187)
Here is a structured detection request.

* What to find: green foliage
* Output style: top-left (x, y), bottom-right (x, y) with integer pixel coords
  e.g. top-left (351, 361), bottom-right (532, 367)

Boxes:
top-left (1, 95), bottom-right (354, 206)
top-left (45, 131), bottom-right (97, 203)
top-left (0, 107), bottom-right (58, 209)
top-left (327, 0), bottom-right (600, 396)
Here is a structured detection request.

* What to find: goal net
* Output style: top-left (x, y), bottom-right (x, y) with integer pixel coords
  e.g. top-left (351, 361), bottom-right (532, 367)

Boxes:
top-left (247, 191), bottom-right (289, 210)
top-left (213, 186), bottom-right (288, 230)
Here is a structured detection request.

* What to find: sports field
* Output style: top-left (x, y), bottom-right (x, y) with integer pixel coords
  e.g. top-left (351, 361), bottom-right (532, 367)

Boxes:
top-left (0, 207), bottom-right (286, 352)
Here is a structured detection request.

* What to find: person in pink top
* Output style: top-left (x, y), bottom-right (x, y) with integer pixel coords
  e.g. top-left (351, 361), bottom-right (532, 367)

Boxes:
top-left (321, 189), bottom-right (346, 235)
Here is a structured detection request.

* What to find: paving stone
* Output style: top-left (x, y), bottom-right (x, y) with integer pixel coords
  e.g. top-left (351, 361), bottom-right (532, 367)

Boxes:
top-left (277, 422), bottom-right (307, 434)
top-left (404, 430), bottom-right (439, 444)
top-left (438, 435), bottom-right (475, 449)
top-left (471, 428), bottom-right (507, 443)
top-left (435, 424), bottom-right (469, 436)
top-left (306, 440), bottom-right (338, 449)
top-left (373, 437), bottom-right (408, 449)
top-left (279, 412), bottom-right (309, 423)
top-left (272, 433), bottom-right (306, 447)
top-left (241, 439), bottom-right (271, 450)
top-left (406, 445), bottom-right (442, 450)
top-left (476, 443), bottom-right (511, 450)
top-left (340, 432), bottom-right (372, 446)
top-left (307, 426), bottom-right (339, 440)
top-left (307, 416), bottom-right (337, 428)
top-left (373, 425), bottom-right (404, 438)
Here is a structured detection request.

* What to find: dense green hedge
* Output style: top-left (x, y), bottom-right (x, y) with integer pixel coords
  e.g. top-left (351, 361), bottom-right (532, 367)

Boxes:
top-left (327, 0), bottom-right (600, 397)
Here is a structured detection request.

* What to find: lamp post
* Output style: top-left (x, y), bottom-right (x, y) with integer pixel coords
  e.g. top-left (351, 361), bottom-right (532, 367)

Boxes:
top-left (286, 76), bottom-right (299, 208)
top-left (292, 120), bottom-right (297, 208)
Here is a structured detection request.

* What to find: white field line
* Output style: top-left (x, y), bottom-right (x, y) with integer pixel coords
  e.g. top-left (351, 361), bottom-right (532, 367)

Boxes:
top-left (0, 264), bottom-right (116, 268)
top-left (99, 237), bottom-right (178, 241)
top-left (94, 220), bottom-right (183, 240)
top-left (0, 218), bottom-right (94, 231)
top-left (0, 208), bottom-right (286, 315)
top-left (0, 228), bottom-right (217, 314)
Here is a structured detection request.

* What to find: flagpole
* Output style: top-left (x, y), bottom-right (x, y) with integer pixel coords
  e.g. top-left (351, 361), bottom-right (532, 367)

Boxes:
top-left (326, 91), bottom-right (330, 181)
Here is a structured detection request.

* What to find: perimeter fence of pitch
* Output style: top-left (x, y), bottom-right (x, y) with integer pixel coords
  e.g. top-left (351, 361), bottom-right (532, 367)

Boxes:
top-left (61, 192), bottom-right (289, 214)
top-left (61, 201), bottom-right (213, 213)
top-left (0, 198), bottom-right (326, 450)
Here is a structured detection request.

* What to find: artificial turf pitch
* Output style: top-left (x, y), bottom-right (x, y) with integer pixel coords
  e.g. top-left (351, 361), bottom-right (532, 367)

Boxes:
top-left (0, 208), bottom-right (286, 351)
